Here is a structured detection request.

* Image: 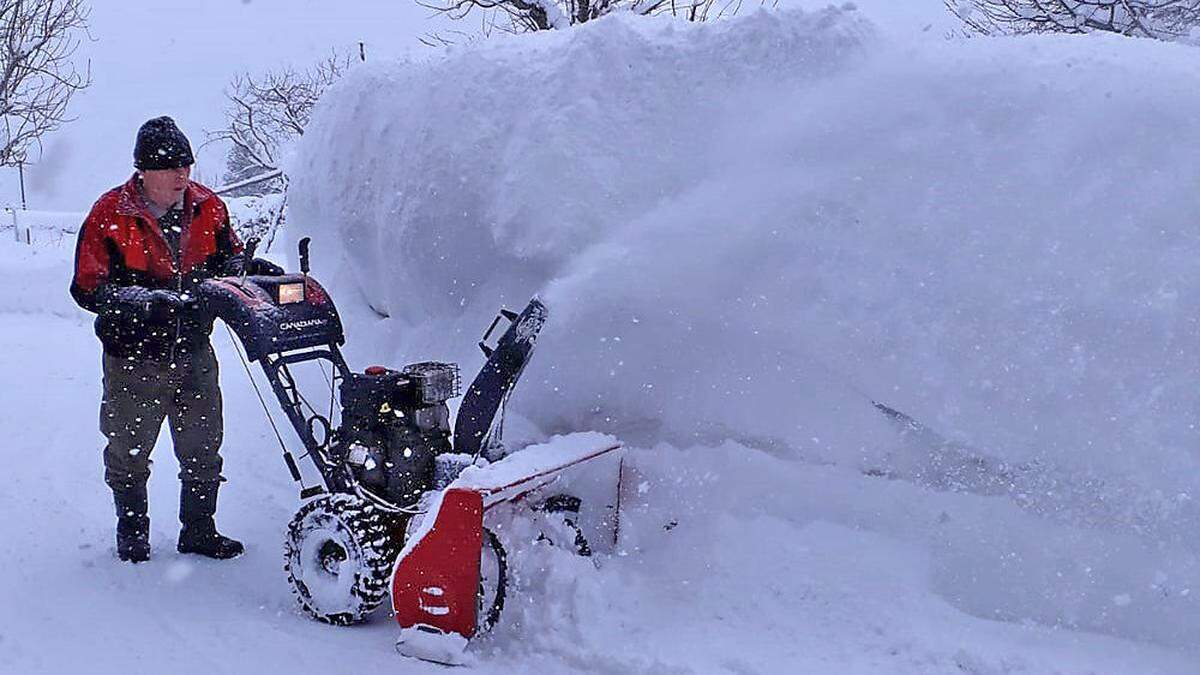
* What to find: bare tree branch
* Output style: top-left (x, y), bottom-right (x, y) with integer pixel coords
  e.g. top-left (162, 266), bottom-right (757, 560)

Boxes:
top-left (0, 0), bottom-right (90, 167)
top-left (418, 0), bottom-right (746, 37)
top-left (947, 0), bottom-right (1200, 40)
top-left (206, 50), bottom-right (353, 196)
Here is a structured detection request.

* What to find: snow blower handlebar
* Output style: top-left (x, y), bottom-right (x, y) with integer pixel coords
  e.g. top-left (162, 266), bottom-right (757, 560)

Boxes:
top-left (201, 237), bottom-right (354, 498)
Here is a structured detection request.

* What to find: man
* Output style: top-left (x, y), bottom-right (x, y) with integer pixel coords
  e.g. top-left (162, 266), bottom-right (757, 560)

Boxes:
top-left (71, 116), bottom-right (281, 563)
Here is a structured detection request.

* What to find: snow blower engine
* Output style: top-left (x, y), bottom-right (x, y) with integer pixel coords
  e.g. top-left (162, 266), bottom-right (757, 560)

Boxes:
top-left (198, 237), bottom-right (622, 664)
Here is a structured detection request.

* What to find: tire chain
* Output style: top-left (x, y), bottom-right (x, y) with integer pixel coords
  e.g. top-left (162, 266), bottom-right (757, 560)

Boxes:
top-left (283, 492), bottom-right (403, 625)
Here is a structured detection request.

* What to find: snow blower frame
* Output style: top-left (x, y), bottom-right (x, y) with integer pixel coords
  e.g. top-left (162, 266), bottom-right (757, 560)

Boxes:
top-left (198, 237), bottom-right (622, 664)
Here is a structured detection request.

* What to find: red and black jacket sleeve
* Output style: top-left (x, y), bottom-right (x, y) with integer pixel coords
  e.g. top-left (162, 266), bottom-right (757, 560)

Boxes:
top-left (70, 201), bottom-right (116, 314)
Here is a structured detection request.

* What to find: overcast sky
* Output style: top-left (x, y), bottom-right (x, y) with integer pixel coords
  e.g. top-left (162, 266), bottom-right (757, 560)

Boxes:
top-left (6, 0), bottom-right (431, 213)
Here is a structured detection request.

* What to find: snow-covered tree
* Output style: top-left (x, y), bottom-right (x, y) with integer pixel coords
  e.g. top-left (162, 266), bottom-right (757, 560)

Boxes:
top-left (220, 143), bottom-right (283, 198)
top-left (225, 191), bottom-right (287, 250)
top-left (947, 0), bottom-right (1200, 40)
top-left (208, 51), bottom-right (353, 196)
top-left (208, 52), bottom-right (355, 248)
top-left (0, 0), bottom-right (90, 167)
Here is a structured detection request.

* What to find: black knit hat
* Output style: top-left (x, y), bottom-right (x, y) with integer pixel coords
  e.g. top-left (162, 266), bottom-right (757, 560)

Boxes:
top-left (134, 116), bottom-right (194, 170)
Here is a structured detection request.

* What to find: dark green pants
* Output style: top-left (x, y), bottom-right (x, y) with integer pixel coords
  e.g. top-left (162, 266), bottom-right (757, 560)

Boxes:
top-left (101, 342), bottom-right (224, 491)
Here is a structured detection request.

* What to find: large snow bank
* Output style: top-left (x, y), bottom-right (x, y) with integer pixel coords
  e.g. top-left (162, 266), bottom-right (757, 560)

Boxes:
top-left (289, 7), bottom-right (889, 455)
top-left (290, 6), bottom-right (1200, 653)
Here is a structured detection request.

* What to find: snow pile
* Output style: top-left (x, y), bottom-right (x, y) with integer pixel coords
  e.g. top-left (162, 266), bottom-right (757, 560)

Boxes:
top-left (484, 442), bottom-right (1197, 673)
top-left (0, 227), bottom-right (80, 317)
top-left (289, 7), bottom-right (888, 455)
top-left (283, 4), bottom-right (1200, 664)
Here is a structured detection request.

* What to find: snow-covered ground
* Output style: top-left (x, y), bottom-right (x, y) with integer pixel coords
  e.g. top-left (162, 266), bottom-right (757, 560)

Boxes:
top-left (5, 3), bottom-right (1200, 674)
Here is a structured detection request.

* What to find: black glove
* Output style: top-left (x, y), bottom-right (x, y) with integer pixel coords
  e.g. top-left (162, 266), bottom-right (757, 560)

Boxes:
top-left (177, 288), bottom-right (207, 316)
top-left (147, 289), bottom-right (187, 322)
top-left (223, 253), bottom-right (285, 277)
top-left (103, 286), bottom-right (184, 322)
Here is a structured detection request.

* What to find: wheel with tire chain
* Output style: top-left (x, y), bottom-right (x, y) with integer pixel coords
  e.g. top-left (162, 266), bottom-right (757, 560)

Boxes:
top-left (477, 526), bottom-right (507, 634)
top-left (284, 493), bottom-right (401, 625)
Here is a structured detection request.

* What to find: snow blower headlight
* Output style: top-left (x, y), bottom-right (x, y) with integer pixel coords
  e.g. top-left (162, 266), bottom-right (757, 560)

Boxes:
top-left (277, 282), bottom-right (305, 304)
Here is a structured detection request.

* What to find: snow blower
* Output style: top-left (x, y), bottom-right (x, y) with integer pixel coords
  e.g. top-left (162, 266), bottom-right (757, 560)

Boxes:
top-left (198, 237), bottom-right (622, 664)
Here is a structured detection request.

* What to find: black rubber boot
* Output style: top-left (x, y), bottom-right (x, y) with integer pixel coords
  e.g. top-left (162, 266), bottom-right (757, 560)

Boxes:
top-left (177, 481), bottom-right (244, 559)
top-left (113, 485), bottom-right (150, 563)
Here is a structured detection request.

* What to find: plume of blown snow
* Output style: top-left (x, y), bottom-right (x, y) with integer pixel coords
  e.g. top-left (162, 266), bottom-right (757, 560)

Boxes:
top-left (288, 7), bottom-right (886, 458)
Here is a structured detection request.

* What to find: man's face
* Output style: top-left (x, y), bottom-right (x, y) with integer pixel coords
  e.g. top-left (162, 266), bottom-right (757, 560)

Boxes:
top-left (141, 165), bottom-right (191, 203)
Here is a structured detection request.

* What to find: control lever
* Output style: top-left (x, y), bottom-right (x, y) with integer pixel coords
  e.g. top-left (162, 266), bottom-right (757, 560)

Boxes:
top-left (240, 236), bottom-right (261, 283)
top-left (299, 237), bottom-right (311, 275)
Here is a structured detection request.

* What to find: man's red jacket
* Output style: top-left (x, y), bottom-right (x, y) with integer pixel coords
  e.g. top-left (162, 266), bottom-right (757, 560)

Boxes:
top-left (70, 174), bottom-right (243, 360)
